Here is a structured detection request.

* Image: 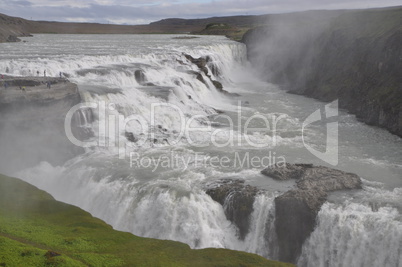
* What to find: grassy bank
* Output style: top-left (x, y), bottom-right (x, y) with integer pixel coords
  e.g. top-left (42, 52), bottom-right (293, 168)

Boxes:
top-left (0, 174), bottom-right (293, 267)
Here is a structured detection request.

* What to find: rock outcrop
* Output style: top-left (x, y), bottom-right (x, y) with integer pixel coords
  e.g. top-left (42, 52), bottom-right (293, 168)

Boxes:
top-left (205, 179), bottom-right (259, 240)
top-left (134, 70), bottom-right (146, 84)
top-left (0, 76), bottom-right (79, 105)
top-left (243, 7), bottom-right (402, 137)
top-left (183, 53), bottom-right (239, 96)
top-left (205, 164), bottom-right (361, 263)
top-left (6, 34), bottom-right (21, 42)
top-left (0, 76), bottom-right (85, 174)
top-left (0, 13), bottom-right (31, 43)
top-left (261, 163), bottom-right (362, 263)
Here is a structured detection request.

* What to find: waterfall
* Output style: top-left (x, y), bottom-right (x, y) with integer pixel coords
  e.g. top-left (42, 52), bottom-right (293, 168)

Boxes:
top-left (243, 193), bottom-right (278, 259)
top-left (298, 188), bottom-right (402, 267)
top-left (4, 34), bottom-right (401, 266)
top-left (13, 36), bottom-right (281, 257)
top-left (17, 156), bottom-right (279, 257)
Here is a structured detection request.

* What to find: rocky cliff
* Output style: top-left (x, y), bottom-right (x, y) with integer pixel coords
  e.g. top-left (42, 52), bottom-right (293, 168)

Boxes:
top-left (243, 7), bottom-right (402, 137)
top-left (0, 13), bottom-right (31, 42)
top-left (261, 163), bottom-right (361, 263)
top-left (0, 76), bottom-right (85, 174)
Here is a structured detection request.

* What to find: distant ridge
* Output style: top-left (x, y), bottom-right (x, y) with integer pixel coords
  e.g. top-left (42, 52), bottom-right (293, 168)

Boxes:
top-left (0, 13), bottom-right (31, 42)
top-left (0, 9), bottom-right (348, 43)
top-left (0, 6), bottom-right (400, 43)
top-left (0, 12), bottom-right (266, 42)
top-left (150, 15), bottom-right (268, 27)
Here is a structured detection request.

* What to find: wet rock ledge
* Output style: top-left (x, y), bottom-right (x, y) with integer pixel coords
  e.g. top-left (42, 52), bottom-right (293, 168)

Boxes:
top-left (0, 76), bottom-right (79, 106)
top-left (205, 163), bottom-right (362, 264)
top-left (0, 76), bottom-right (83, 173)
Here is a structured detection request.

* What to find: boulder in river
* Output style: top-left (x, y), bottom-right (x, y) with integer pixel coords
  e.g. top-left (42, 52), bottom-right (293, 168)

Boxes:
top-left (206, 179), bottom-right (259, 240)
top-left (205, 163), bottom-right (363, 264)
top-left (261, 163), bottom-right (362, 263)
top-left (134, 70), bottom-right (146, 84)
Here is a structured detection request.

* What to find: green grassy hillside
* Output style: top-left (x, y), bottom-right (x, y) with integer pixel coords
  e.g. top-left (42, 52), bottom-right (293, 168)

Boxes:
top-left (0, 174), bottom-right (293, 267)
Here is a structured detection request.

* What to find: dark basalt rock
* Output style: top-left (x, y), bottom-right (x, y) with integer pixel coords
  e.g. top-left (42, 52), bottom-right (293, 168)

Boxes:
top-left (184, 54), bottom-right (207, 69)
top-left (184, 54), bottom-right (209, 78)
top-left (206, 179), bottom-right (259, 240)
top-left (6, 35), bottom-right (20, 42)
top-left (183, 53), bottom-right (238, 95)
top-left (212, 80), bottom-right (240, 96)
top-left (209, 63), bottom-right (221, 77)
top-left (134, 70), bottom-right (146, 84)
top-left (142, 82), bottom-right (156, 86)
top-left (261, 163), bottom-right (362, 263)
top-left (196, 73), bottom-right (206, 84)
top-left (261, 163), bottom-right (309, 180)
top-left (125, 132), bottom-right (138, 143)
top-left (274, 188), bottom-right (327, 264)
top-left (212, 80), bottom-right (223, 90)
top-left (262, 163), bottom-right (361, 192)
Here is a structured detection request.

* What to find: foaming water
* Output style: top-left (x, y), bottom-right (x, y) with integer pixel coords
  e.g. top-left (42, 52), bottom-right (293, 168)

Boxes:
top-left (298, 201), bottom-right (402, 267)
top-left (17, 155), bottom-right (278, 256)
top-left (1, 34), bottom-right (401, 264)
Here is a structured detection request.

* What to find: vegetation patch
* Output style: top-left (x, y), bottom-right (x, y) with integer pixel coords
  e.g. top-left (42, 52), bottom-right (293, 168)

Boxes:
top-left (205, 23), bottom-right (231, 29)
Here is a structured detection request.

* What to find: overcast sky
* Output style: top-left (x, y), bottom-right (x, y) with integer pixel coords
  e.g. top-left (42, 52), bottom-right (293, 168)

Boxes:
top-left (0, 0), bottom-right (401, 24)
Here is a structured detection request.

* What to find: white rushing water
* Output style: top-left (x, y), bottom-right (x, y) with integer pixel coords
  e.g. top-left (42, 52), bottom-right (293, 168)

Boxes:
top-left (0, 34), bottom-right (401, 266)
top-left (298, 179), bottom-right (402, 267)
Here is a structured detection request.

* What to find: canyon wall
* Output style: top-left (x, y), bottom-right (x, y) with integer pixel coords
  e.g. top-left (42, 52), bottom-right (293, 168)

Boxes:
top-left (243, 7), bottom-right (402, 137)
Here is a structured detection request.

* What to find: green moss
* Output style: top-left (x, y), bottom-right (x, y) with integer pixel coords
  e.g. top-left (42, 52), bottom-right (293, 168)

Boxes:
top-left (228, 27), bottom-right (253, 41)
top-left (205, 23), bottom-right (230, 30)
top-left (0, 174), bottom-right (294, 267)
top-left (0, 236), bottom-right (85, 266)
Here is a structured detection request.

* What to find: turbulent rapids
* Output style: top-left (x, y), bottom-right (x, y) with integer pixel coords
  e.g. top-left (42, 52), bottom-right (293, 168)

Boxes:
top-left (0, 34), bottom-right (401, 266)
